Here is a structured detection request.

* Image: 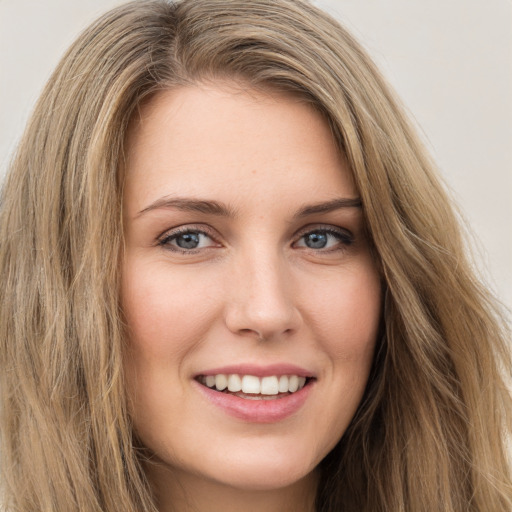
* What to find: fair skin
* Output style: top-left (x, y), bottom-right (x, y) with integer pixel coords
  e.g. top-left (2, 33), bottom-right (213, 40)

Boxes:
top-left (121, 83), bottom-right (382, 512)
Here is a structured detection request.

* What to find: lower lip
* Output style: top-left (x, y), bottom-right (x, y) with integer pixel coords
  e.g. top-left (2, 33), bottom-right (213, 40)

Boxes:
top-left (194, 380), bottom-right (314, 423)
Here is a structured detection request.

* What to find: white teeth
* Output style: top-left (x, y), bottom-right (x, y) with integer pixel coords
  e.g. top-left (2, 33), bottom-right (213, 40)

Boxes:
top-left (227, 374), bottom-right (242, 392)
top-left (242, 375), bottom-right (261, 394)
top-left (261, 376), bottom-right (279, 395)
top-left (278, 375), bottom-right (289, 393)
top-left (201, 373), bottom-right (310, 395)
top-left (288, 375), bottom-right (299, 393)
top-left (214, 374), bottom-right (228, 391)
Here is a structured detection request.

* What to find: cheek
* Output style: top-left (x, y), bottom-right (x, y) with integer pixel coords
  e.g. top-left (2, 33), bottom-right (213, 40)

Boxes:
top-left (311, 264), bottom-right (381, 437)
top-left (120, 259), bottom-right (222, 360)
top-left (285, 263), bottom-right (381, 459)
top-left (120, 259), bottom-right (222, 428)
top-left (304, 263), bottom-right (382, 361)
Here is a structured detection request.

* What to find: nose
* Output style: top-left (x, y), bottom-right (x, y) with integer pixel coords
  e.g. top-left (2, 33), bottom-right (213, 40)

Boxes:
top-left (224, 251), bottom-right (302, 341)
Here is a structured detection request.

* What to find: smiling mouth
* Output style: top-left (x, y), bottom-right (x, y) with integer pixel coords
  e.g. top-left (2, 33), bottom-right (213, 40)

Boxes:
top-left (195, 374), bottom-right (314, 400)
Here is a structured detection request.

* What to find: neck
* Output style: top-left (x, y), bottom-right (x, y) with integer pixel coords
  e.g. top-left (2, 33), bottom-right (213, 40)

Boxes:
top-left (146, 462), bottom-right (319, 512)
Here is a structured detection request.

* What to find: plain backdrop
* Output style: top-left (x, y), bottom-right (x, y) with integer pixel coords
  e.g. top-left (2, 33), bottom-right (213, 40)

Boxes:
top-left (0, 0), bottom-right (511, 312)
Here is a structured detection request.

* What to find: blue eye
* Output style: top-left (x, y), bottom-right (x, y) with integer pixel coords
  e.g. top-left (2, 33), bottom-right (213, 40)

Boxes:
top-left (296, 228), bottom-right (353, 250)
top-left (159, 229), bottom-right (217, 251)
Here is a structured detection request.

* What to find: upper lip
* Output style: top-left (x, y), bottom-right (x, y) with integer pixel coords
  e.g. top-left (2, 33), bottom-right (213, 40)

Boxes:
top-left (195, 363), bottom-right (315, 379)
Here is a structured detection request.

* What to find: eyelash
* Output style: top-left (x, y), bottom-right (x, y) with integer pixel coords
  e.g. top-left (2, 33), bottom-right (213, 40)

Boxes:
top-left (295, 227), bottom-right (354, 252)
top-left (158, 226), bottom-right (218, 253)
top-left (157, 225), bottom-right (354, 254)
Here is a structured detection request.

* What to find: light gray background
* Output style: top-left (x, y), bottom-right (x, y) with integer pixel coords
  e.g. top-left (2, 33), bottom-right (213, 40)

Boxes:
top-left (1, 0), bottom-right (511, 311)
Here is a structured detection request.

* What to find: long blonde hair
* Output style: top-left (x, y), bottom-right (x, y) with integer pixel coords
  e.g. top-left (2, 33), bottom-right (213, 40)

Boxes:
top-left (1, 1), bottom-right (510, 510)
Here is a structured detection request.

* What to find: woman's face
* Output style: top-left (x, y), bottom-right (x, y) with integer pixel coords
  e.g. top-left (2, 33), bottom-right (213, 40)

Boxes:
top-left (121, 83), bottom-right (381, 493)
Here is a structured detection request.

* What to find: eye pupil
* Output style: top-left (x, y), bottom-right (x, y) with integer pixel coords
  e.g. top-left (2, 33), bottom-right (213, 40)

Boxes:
top-left (176, 233), bottom-right (200, 249)
top-left (305, 232), bottom-right (327, 249)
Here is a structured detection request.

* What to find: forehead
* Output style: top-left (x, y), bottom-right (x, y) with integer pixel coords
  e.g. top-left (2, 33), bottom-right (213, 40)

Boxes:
top-left (123, 83), bottom-right (356, 214)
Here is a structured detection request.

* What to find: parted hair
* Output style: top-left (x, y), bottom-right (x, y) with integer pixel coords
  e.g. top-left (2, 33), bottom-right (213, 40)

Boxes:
top-left (0, 0), bottom-right (510, 510)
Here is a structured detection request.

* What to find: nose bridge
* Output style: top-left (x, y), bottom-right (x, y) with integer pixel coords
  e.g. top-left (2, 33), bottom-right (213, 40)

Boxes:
top-left (224, 245), bottom-right (301, 340)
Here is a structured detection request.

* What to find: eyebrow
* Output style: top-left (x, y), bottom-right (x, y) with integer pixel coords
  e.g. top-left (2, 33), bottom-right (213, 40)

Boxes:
top-left (137, 197), bottom-right (238, 217)
top-left (293, 197), bottom-right (362, 218)
top-left (137, 196), bottom-right (362, 218)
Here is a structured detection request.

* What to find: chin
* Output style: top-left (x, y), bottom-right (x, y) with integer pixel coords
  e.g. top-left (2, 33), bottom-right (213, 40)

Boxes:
top-left (228, 469), bottom-right (310, 491)
top-left (195, 445), bottom-right (320, 492)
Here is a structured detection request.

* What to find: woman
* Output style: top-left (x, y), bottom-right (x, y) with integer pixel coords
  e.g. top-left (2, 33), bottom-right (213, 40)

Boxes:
top-left (0, 0), bottom-right (510, 511)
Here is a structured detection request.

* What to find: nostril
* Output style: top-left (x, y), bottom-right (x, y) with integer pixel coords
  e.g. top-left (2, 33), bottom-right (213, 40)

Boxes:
top-left (224, 282), bottom-right (302, 339)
